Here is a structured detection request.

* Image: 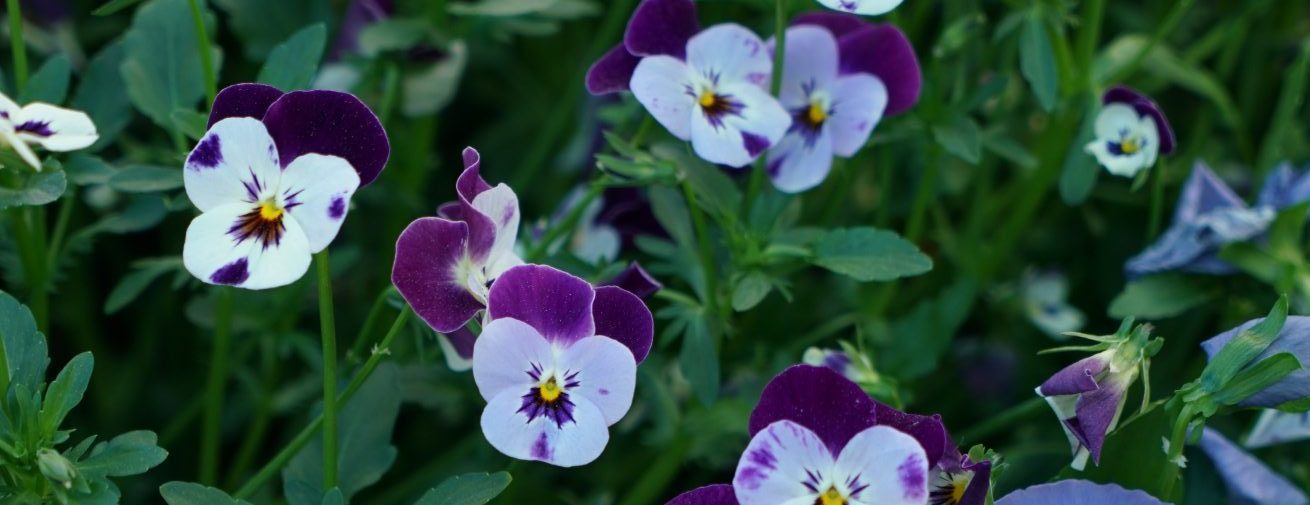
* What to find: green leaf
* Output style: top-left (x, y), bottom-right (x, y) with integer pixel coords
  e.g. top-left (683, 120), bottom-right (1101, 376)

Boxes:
top-left (1059, 405), bottom-right (1180, 501)
top-left (653, 143), bottom-right (742, 219)
top-left (679, 318), bottom-right (719, 406)
top-left (78, 430), bottom-right (169, 478)
top-left (21, 54), bottom-right (72, 104)
top-left (1108, 274), bottom-right (1214, 319)
top-left (212, 0), bottom-right (330, 60)
top-left (357, 19), bottom-right (431, 57)
top-left (121, 0), bottom-right (219, 131)
top-left (1201, 296), bottom-right (1289, 393)
top-left (1058, 98), bottom-right (1101, 204)
top-left (448, 0), bottom-right (555, 17)
top-left (1219, 242), bottom-right (1286, 286)
top-left (1268, 203), bottom-right (1309, 260)
top-left (1255, 40), bottom-right (1310, 172)
top-left (108, 166), bottom-right (184, 193)
top-left (811, 227), bottom-right (933, 282)
top-left (41, 352), bottom-right (93, 434)
top-left (981, 130), bottom-right (1037, 169)
top-left (73, 41), bottom-right (133, 151)
top-left (0, 289), bottom-right (50, 393)
top-left (648, 185), bottom-right (694, 247)
top-left (258, 24), bottom-right (328, 90)
top-left (1276, 396), bottom-right (1310, 413)
top-left (160, 481), bottom-right (255, 505)
top-left (171, 109), bottom-right (209, 141)
top-left (731, 271), bottom-right (773, 312)
top-left (932, 115), bottom-right (981, 164)
top-left (402, 41), bottom-right (469, 117)
top-left (413, 472), bottom-right (513, 505)
top-left (105, 258), bottom-right (183, 314)
top-left (878, 280), bottom-right (977, 380)
top-left (93, 0), bottom-right (146, 15)
top-left (1210, 352), bottom-right (1303, 406)
top-left (1018, 12), bottom-right (1058, 112)
top-left (0, 166), bottom-right (67, 209)
top-left (1095, 35), bottom-right (1241, 129)
top-left (65, 155), bottom-right (117, 186)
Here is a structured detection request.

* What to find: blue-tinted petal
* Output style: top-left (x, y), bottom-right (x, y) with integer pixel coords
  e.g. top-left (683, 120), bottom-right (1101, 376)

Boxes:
top-left (1244, 410), bottom-right (1310, 449)
top-left (1174, 161), bottom-right (1245, 224)
top-left (1258, 162), bottom-right (1310, 210)
top-left (1201, 316), bottom-right (1310, 408)
top-left (1198, 428), bottom-right (1309, 505)
top-left (996, 480), bottom-right (1166, 505)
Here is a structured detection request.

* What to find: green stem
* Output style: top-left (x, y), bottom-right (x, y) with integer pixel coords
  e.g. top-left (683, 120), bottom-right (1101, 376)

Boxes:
top-left (1075, 0), bottom-right (1106, 74)
top-left (232, 305), bottom-right (412, 500)
top-left (956, 396), bottom-right (1047, 446)
top-left (348, 288), bottom-right (393, 363)
top-left (527, 180), bottom-right (605, 261)
top-left (377, 62), bottom-right (401, 125)
top-left (1109, 0), bottom-right (1196, 84)
top-left (315, 250), bottom-right (339, 490)
top-left (187, 0), bottom-right (217, 107)
top-left (7, 0), bottom-right (28, 95)
top-left (199, 287), bottom-right (234, 485)
top-left (682, 179), bottom-right (723, 322)
top-left (45, 186), bottom-right (74, 270)
top-left (616, 437), bottom-right (691, 505)
top-left (743, 0), bottom-right (788, 217)
top-left (1159, 403), bottom-right (1194, 499)
top-left (1146, 159), bottom-right (1168, 240)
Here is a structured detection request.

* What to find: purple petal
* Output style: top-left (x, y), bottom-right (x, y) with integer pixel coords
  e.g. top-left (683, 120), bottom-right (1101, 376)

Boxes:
top-left (873, 402), bottom-right (949, 468)
top-left (1039, 354), bottom-right (1108, 396)
top-left (587, 44), bottom-right (642, 95)
top-left (1198, 428), bottom-right (1310, 505)
top-left (453, 147), bottom-right (499, 262)
top-left (664, 484), bottom-right (737, 505)
top-left (957, 456), bottom-right (993, 505)
top-left (837, 24), bottom-right (921, 116)
top-left (748, 364), bottom-right (878, 455)
top-left (1067, 375), bottom-right (1130, 464)
top-left (207, 83), bottom-right (285, 127)
top-left (487, 265), bottom-right (597, 345)
top-left (624, 0), bottom-right (699, 58)
top-left (391, 218), bottom-right (483, 333)
top-left (1103, 86), bottom-right (1175, 155)
top-left (1257, 162), bottom-right (1310, 209)
top-left (591, 286), bottom-right (654, 363)
top-left (791, 11), bottom-right (869, 38)
top-left (330, 0), bottom-right (395, 60)
top-left (1202, 316), bottom-right (1310, 408)
top-left (996, 480), bottom-right (1166, 505)
top-left (442, 325), bottom-right (477, 361)
top-left (262, 90), bottom-right (391, 186)
top-left (600, 261), bottom-right (663, 299)
top-left (1174, 161), bottom-right (1245, 223)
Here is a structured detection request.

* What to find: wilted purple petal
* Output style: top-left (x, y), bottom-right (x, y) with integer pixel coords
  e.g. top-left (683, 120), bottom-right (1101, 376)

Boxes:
top-left (586, 44), bottom-right (642, 95)
top-left (873, 401), bottom-right (948, 468)
top-left (487, 265), bottom-right (596, 345)
top-left (391, 218), bottom-right (483, 333)
top-left (624, 0), bottom-right (699, 58)
top-left (837, 24), bottom-right (920, 116)
top-left (1039, 354), bottom-right (1108, 396)
top-left (664, 484), bottom-right (737, 505)
top-left (1198, 428), bottom-right (1309, 505)
top-left (207, 83), bottom-right (285, 127)
top-left (996, 480), bottom-right (1166, 505)
top-left (1104, 86), bottom-right (1175, 155)
top-left (452, 147), bottom-right (501, 260)
top-left (748, 365), bottom-right (878, 455)
top-left (591, 286), bottom-right (653, 363)
top-left (262, 90), bottom-right (391, 186)
top-left (1201, 316), bottom-right (1310, 408)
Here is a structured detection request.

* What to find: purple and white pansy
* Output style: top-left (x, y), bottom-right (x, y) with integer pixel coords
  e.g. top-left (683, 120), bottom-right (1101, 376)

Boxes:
top-left (472, 264), bottom-right (653, 467)
top-left (995, 480), bottom-right (1165, 505)
top-left (0, 90), bottom-right (98, 171)
top-left (816, 0), bottom-right (905, 16)
top-left (182, 83), bottom-right (389, 290)
top-left (766, 14), bottom-right (919, 192)
top-left (1084, 86), bottom-right (1175, 178)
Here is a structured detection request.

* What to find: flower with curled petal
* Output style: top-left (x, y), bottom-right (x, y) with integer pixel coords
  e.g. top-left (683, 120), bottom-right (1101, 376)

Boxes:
top-left (0, 91), bottom-right (97, 171)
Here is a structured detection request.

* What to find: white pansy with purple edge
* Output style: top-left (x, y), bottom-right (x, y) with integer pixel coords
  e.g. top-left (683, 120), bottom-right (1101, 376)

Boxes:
top-left (1084, 86), bottom-right (1175, 178)
top-left (473, 264), bottom-right (653, 467)
top-left (817, 0), bottom-right (905, 16)
top-left (630, 23), bottom-right (790, 168)
top-left (0, 91), bottom-right (97, 171)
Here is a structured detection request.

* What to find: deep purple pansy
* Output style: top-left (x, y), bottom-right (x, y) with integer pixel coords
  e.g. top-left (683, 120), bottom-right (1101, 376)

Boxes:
top-left (585, 0), bottom-right (700, 95)
top-left (1036, 347), bottom-right (1140, 470)
top-left (1085, 86), bottom-right (1175, 178)
top-left (1201, 316), bottom-right (1310, 409)
top-left (181, 84), bottom-right (389, 290)
top-left (393, 147), bottom-right (523, 356)
top-left (767, 13), bottom-right (920, 192)
top-left (0, 90), bottom-right (98, 171)
top-left (995, 480), bottom-right (1165, 505)
top-left (472, 265), bottom-right (654, 467)
top-left (1197, 428), bottom-right (1310, 505)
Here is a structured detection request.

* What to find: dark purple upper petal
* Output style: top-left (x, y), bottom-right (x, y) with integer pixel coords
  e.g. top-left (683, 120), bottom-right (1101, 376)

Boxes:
top-left (791, 11), bottom-right (868, 38)
top-left (487, 265), bottom-right (597, 345)
top-left (1103, 85), bottom-right (1175, 155)
top-left (665, 484), bottom-right (737, 505)
top-left (207, 83), bottom-right (285, 127)
top-left (1038, 354), bottom-right (1108, 396)
top-left (391, 218), bottom-right (483, 333)
top-left (958, 456), bottom-right (993, 505)
top-left (591, 286), bottom-right (654, 363)
top-left (586, 44), bottom-right (642, 95)
top-left (873, 402), bottom-right (948, 468)
top-left (624, 0), bottom-right (699, 58)
top-left (996, 480), bottom-right (1166, 505)
top-left (330, 0), bottom-right (395, 60)
top-left (262, 90), bottom-right (391, 186)
top-left (748, 365), bottom-right (878, 456)
top-left (837, 24), bottom-right (921, 116)
top-left (600, 261), bottom-right (663, 299)
top-left (453, 147), bottom-right (499, 262)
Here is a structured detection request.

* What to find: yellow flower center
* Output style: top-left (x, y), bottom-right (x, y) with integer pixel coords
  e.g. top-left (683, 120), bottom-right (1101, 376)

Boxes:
top-left (698, 90), bottom-right (718, 108)
top-left (819, 486), bottom-right (846, 505)
top-left (539, 377), bottom-right (563, 402)
top-left (807, 102), bottom-right (828, 125)
top-left (950, 480), bottom-right (967, 504)
top-left (259, 201), bottom-right (285, 221)
top-left (1119, 138), bottom-right (1140, 154)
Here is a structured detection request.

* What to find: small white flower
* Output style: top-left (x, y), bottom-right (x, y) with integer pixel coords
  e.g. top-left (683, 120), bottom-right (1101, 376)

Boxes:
top-left (0, 92), bottom-right (97, 171)
top-left (817, 0), bottom-right (905, 16)
top-left (1085, 102), bottom-right (1162, 178)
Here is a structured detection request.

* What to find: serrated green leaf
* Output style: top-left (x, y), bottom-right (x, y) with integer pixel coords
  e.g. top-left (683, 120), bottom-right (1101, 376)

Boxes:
top-left (1019, 12), bottom-right (1059, 112)
top-left (41, 352), bottom-right (93, 435)
top-left (413, 472), bottom-right (513, 505)
top-left (64, 155), bottom-right (117, 186)
top-left (212, 0), bottom-right (330, 60)
top-left (648, 185), bottom-right (694, 247)
top-left (403, 41), bottom-right (468, 117)
top-left (448, 0), bottom-right (555, 17)
top-left (258, 24), bottom-right (328, 90)
top-left (0, 289), bottom-right (50, 393)
top-left (108, 166), bottom-right (184, 193)
top-left (73, 41), bottom-right (133, 151)
top-left (1108, 274), bottom-right (1214, 319)
top-left (0, 166), bottom-right (67, 209)
top-left (357, 19), bottom-right (430, 57)
top-left (93, 0), bottom-right (146, 15)
top-left (78, 430), bottom-right (168, 478)
top-left (731, 271), bottom-right (772, 312)
top-left (679, 318), bottom-right (719, 406)
top-left (160, 481), bottom-right (255, 505)
top-left (21, 54), bottom-right (72, 104)
top-left (171, 108), bottom-right (209, 141)
top-left (878, 280), bottom-right (977, 380)
top-left (1058, 97), bottom-right (1101, 204)
top-left (811, 227), bottom-right (932, 282)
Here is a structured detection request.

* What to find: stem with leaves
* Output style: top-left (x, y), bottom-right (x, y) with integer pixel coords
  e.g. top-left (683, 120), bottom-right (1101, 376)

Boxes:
top-left (743, 0), bottom-right (788, 217)
top-left (187, 0), bottom-right (218, 107)
top-left (7, 0), bottom-right (28, 95)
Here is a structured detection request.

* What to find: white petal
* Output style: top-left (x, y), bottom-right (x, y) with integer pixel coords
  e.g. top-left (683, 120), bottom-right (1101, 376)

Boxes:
top-left (767, 128), bottom-right (834, 193)
top-left (279, 153), bottom-right (361, 253)
top-left (1085, 139), bottom-right (1149, 178)
top-left (631, 56), bottom-right (696, 140)
top-left (12, 103), bottom-right (98, 151)
top-left (485, 250), bottom-right (525, 281)
top-left (1, 129), bottom-right (42, 170)
top-left (779, 26), bottom-right (839, 109)
top-left (574, 225), bottom-right (621, 264)
top-left (472, 318), bottom-right (557, 401)
top-left (557, 335), bottom-right (637, 426)
top-left (691, 82), bottom-right (791, 168)
top-left (0, 92), bottom-right (20, 116)
top-left (436, 333), bottom-right (474, 372)
top-left (471, 183), bottom-right (521, 271)
top-left (733, 420), bottom-right (834, 505)
top-left (828, 74), bottom-right (888, 157)
top-left (480, 388), bottom-right (610, 467)
top-left (835, 425), bottom-right (929, 505)
top-left (182, 202), bottom-right (312, 290)
top-left (687, 24), bottom-right (773, 88)
top-left (1093, 103), bottom-right (1141, 140)
top-left (185, 117), bottom-right (283, 212)
top-left (817, 0), bottom-right (904, 16)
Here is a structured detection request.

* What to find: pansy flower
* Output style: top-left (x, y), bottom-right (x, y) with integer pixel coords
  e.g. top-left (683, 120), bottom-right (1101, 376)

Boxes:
top-left (1084, 86), bottom-right (1175, 178)
top-left (815, 0), bottom-right (905, 16)
top-left (1201, 315), bottom-right (1310, 409)
top-left (1125, 161), bottom-right (1274, 278)
top-left (182, 83), bottom-right (389, 289)
top-left (392, 147), bottom-right (523, 338)
top-left (995, 480), bottom-right (1165, 505)
top-left (1196, 428), bottom-right (1310, 505)
top-left (585, 0), bottom-right (700, 95)
top-left (472, 264), bottom-right (653, 467)
top-left (0, 91), bottom-right (98, 171)
top-left (766, 13), bottom-right (920, 192)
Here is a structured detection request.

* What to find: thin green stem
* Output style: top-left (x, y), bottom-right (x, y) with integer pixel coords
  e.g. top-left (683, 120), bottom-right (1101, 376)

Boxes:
top-left (199, 287), bottom-right (234, 485)
top-left (45, 186), bottom-right (74, 269)
top-left (956, 396), bottom-right (1047, 447)
top-left (1146, 159), bottom-right (1168, 240)
top-left (377, 62), bottom-right (401, 125)
top-left (314, 250), bottom-right (339, 490)
top-left (682, 179), bottom-right (723, 322)
top-left (233, 305), bottom-right (412, 500)
top-left (187, 0), bottom-right (217, 107)
top-left (348, 288), bottom-right (393, 363)
top-left (743, 0), bottom-right (788, 217)
top-left (7, 0), bottom-right (28, 95)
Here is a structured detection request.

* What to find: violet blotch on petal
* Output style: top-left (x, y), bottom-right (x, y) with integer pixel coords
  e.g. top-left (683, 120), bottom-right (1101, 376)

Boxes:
top-left (1085, 86), bottom-right (1174, 178)
top-left (1201, 316), bottom-right (1310, 409)
top-left (0, 90), bottom-right (98, 171)
top-left (995, 480), bottom-right (1166, 505)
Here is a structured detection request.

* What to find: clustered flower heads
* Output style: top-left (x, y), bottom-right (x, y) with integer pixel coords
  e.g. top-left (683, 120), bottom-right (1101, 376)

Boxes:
top-left (0, 90), bottom-right (98, 170)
